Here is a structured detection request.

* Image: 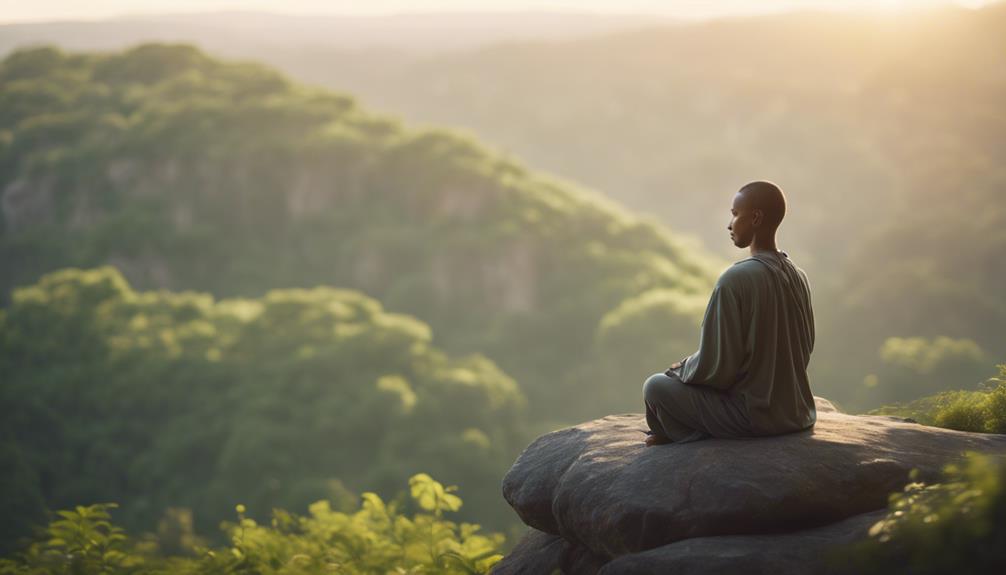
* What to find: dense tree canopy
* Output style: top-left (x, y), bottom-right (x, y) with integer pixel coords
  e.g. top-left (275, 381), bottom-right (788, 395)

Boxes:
top-left (0, 43), bottom-right (719, 422)
top-left (0, 267), bottom-right (525, 553)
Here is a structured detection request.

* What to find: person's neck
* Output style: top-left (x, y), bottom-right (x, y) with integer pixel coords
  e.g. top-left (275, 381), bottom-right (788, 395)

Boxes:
top-left (749, 235), bottom-right (778, 257)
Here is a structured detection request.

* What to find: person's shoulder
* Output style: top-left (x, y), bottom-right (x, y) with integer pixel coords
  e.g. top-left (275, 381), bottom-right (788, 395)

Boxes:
top-left (730, 257), bottom-right (767, 274)
top-left (723, 257), bottom-right (765, 278)
top-left (795, 264), bottom-right (811, 284)
top-left (715, 258), bottom-right (763, 289)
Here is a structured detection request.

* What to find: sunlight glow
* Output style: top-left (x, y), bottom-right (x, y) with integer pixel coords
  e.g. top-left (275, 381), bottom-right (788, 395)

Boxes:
top-left (0, 0), bottom-right (998, 23)
top-left (877, 0), bottom-right (911, 10)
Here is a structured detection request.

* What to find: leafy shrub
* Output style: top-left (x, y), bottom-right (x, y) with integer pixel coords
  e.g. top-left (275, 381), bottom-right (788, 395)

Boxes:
top-left (869, 364), bottom-right (1006, 433)
top-left (0, 503), bottom-right (142, 575)
top-left (0, 474), bottom-right (503, 575)
top-left (840, 453), bottom-right (1006, 575)
top-left (847, 365), bottom-right (1006, 573)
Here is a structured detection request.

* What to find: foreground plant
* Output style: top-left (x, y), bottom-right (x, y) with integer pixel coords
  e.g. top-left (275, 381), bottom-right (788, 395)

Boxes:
top-left (837, 452), bottom-right (1006, 574)
top-left (0, 474), bottom-right (503, 575)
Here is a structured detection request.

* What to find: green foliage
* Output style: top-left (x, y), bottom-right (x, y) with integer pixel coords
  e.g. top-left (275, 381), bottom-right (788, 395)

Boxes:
top-left (0, 267), bottom-right (525, 554)
top-left (838, 453), bottom-right (1006, 574)
top-left (0, 474), bottom-right (503, 575)
top-left (0, 503), bottom-right (143, 575)
top-left (410, 474), bottom-right (463, 516)
top-left (0, 43), bottom-right (717, 424)
top-left (870, 364), bottom-right (1006, 433)
top-left (856, 366), bottom-right (1006, 573)
top-left (0, 43), bottom-right (721, 557)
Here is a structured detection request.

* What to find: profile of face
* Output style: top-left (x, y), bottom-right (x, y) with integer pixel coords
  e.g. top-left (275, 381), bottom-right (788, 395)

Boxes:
top-left (727, 192), bottom-right (761, 249)
top-left (728, 182), bottom-right (785, 249)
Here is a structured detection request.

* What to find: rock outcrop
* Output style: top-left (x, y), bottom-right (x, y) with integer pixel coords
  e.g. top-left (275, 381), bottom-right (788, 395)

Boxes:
top-left (495, 397), bottom-right (1006, 574)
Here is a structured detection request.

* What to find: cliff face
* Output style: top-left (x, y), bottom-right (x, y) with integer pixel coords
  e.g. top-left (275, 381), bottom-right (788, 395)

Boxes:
top-left (494, 397), bottom-right (1006, 574)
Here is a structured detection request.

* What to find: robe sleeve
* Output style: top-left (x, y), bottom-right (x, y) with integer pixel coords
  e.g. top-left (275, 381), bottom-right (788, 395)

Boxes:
top-left (802, 269), bottom-right (816, 355)
top-left (679, 277), bottom-right (746, 391)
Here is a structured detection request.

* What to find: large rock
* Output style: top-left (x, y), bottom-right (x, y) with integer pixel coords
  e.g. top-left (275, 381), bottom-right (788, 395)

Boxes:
top-left (495, 509), bottom-right (887, 575)
top-left (490, 530), bottom-right (564, 575)
top-left (501, 397), bottom-right (1006, 561)
top-left (490, 530), bottom-right (605, 575)
top-left (598, 508), bottom-right (888, 575)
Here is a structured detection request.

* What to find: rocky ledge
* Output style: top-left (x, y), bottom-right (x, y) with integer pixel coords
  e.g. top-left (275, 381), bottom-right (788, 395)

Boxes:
top-left (493, 397), bottom-right (1006, 574)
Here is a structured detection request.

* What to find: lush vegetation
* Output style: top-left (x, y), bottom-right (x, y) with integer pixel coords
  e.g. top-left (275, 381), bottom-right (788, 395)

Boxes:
top-left (837, 452), bottom-right (1006, 574)
top-left (1, 29), bottom-right (1004, 572)
top-left (0, 473), bottom-right (504, 574)
top-left (0, 267), bottom-right (524, 553)
top-left (0, 43), bottom-right (718, 423)
top-left (0, 42), bottom-right (720, 560)
top-left (870, 364), bottom-right (1006, 434)
top-left (838, 365), bottom-right (1006, 571)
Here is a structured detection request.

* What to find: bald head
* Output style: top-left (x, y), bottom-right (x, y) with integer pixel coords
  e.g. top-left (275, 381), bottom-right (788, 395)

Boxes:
top-left (737, 181), bottom-right (786, 230)
top-left (728, 181), bottom-right (787, 251)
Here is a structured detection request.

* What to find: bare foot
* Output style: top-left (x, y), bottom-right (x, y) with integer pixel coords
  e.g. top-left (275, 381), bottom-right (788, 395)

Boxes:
top-left (645, 433), bottom-right (672, 447)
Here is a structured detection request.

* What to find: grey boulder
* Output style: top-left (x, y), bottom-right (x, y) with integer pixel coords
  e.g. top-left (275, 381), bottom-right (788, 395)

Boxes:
top-left (490, 529), bottom-right (605, 575)
top-left (598, 508), bottom-right (888, 575)
top-left (501, 396), bottom-right (1006, 560)
top-left (494, 508), bottom-right (887, 575)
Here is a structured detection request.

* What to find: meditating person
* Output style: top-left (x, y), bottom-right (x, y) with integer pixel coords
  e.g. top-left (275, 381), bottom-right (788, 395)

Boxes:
top-left (643, 181), bottom-right (816, 446)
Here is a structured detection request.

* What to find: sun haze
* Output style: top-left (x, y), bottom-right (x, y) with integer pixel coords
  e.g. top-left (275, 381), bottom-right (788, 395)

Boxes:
top-left (0, 0), bottom-right (996, 23)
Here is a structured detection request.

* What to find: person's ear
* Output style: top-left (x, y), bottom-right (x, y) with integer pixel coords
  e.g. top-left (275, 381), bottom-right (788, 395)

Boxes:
top-left (752, 209), bottom-right (764, 227)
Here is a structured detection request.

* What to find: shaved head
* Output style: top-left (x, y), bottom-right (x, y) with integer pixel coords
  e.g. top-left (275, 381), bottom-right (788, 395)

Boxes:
top-left (737, 181), bottom-right (786, 230)
top-left (728, 181), bottom-right (787, 252)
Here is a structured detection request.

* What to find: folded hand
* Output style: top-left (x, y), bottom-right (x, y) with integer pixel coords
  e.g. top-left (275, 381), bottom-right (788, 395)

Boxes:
top-left (664, 361), bottom-right (683, 376)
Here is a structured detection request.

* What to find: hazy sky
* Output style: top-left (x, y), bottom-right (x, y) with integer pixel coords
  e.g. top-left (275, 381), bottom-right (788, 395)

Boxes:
top-left (0, 0), bottom-right (996, 23)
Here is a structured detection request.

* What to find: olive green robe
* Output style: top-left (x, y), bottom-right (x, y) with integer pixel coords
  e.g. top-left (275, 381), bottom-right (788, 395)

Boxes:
top-left (677, 250), bottom-right (816, 436)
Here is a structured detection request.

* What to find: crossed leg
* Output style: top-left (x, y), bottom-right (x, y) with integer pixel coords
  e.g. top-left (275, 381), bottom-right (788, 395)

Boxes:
top-left (642, 371), bottom-right (750, 446)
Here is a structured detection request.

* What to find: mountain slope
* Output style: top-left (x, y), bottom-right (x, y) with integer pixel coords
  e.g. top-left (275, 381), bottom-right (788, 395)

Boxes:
top-left (242, 5), bottom-right (1006, 407)
top-left (0, 44), bottom-right (721, 420)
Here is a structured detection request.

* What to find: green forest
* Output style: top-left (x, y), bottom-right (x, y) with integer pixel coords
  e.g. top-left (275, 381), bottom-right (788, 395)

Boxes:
top-left (0, 43), bottom-right (718, 424)
top-left (0, 266), bottom-right (525, 547)
top-left (0, 42), bottom-right (719, 559)
top-left (0, 4), bottom-right (1004, 571)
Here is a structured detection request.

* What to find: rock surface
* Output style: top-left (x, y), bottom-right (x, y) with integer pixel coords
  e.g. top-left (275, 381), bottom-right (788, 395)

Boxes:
top-left (598, 508), bottom-right (888, 575)
top-left (501, 396), bottom-right (1006, 565)
top-left (490, 530), bottom-right (564, 575)
top-left (495, 509), bottom-right (887, 575)
top-left (491, 530), bottom-right (605, 575)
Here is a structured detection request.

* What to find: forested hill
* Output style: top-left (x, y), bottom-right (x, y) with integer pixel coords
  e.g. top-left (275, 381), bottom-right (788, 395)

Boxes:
top-left (6, 7), bottom-right (1002, 409)
top-left (0, 266), bottom-right (525, 551)
top-left (226, 4), bottom-right (1005, 408)
top-left (0, 44), bottom-right (720, 421)
top-left (274, 3), bottom-right (1006, 268)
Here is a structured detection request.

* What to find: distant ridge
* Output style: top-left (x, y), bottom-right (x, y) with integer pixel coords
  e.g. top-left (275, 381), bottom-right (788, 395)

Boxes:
top-left (0, 11), bottom-right (669, 55)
